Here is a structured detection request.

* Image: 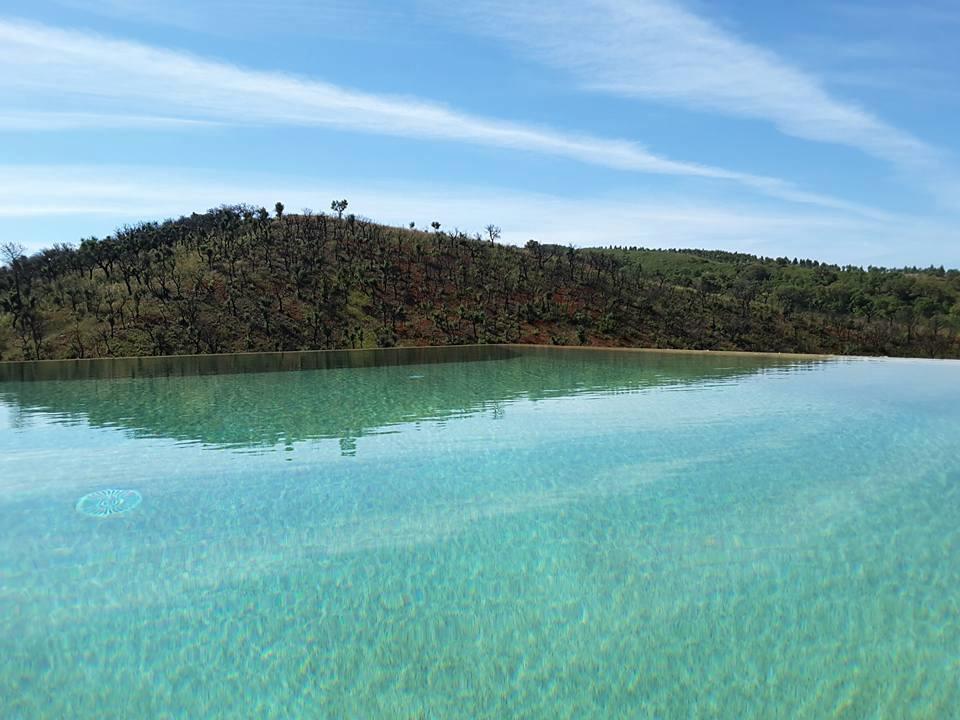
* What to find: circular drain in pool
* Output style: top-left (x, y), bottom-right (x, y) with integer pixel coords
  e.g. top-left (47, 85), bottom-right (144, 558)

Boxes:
top-left (76, 489), bottom-right (143, 517)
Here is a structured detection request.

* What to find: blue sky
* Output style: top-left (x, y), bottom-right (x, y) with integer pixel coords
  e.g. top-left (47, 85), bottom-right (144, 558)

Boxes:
top-left (1, 0), bottom-right (958, 266)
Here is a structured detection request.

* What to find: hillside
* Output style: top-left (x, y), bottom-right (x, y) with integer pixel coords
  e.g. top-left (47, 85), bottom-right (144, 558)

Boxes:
top-left (1, 203), bottom-right (959, 361)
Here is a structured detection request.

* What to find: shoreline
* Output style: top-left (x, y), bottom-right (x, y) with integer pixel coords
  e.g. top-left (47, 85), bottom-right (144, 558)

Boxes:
top-left (3, 341), bottom-right (957, 367)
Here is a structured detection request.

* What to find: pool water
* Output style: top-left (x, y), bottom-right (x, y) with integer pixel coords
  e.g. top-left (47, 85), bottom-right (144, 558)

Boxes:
top-left (1, 346), bottom-right (959, 718)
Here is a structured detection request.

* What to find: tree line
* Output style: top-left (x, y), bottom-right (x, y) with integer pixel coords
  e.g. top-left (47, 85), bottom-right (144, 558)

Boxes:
top-left (1, 202), bottom-right (959, 361)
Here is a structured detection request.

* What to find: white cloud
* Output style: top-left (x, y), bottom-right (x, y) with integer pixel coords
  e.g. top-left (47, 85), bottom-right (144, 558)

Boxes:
top-left (0, 165), bottom-right (953, 267)
top-left (0, 111), bottom-right (219, 131)
top-left (53, 0), bottom-right (407, 34)
top-left (53, 0), bottom-right (208, 29)
top-left (0, 18), bottom-right (887, 218)
top-left (440, 0), bottom-right (943, 174)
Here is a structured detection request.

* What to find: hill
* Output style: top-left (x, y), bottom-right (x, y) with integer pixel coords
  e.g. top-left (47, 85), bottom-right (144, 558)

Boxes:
top-left (2, 203), bottom-right (959, 361)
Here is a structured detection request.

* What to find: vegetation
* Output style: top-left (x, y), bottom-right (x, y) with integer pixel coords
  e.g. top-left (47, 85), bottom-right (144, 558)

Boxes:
top-left (2, 203), bottom-right (959, 361)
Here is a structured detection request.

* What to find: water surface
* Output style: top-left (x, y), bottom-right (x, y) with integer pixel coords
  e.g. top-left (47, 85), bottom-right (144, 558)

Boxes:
top-left (1, 346), bottom-right (959, 718)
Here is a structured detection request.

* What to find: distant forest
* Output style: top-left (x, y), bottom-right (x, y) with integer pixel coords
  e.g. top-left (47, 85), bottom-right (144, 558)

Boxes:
top-left (2, 202), bottom-right (959, 361)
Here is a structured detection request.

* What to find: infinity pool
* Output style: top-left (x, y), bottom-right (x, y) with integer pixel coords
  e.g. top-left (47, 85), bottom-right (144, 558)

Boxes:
top-left (1, 346), bottom-right (959, 718)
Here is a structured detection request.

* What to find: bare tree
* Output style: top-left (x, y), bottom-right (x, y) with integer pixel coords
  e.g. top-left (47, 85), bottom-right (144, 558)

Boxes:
top-left (1, 241), bottom-right (25, 268)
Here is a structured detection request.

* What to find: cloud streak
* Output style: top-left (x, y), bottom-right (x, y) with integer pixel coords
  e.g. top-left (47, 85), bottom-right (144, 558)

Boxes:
top-left (441, 0), bottom-right (943, 174)
top-left (0, 18), bottom-right (888, 218)
top-left (0, 111), bottom-right (219, 131)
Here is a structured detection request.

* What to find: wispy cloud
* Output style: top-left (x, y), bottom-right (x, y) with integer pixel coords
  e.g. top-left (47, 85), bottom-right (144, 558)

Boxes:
top-left (440, 0), bottom-right (944, 174)
top-left (53, 0), bottom-right (406, 34)
top-left (0, 165), bottom-right (953, 267)
top-left (0, 111), bottom-right (219, 131)
top-left (53, 0), bottom-right (203, 28)
top-left (785, 25), bottom-right (960, 106)
top-left (0, 18), bottom-right (887, 217)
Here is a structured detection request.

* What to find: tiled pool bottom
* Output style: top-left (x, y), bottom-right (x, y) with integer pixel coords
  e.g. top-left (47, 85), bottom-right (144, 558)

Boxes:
top-left (1, 347), bottom-right (959, 718)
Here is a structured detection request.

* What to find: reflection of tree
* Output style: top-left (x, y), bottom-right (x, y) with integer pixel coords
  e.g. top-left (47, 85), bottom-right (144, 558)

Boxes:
top-left (0, 345), bottom-right (818, 452)
top-left (339, 437), bottom-right (357, 457)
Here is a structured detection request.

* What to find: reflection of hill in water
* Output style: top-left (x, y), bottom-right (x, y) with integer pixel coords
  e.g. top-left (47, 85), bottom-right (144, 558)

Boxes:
top-left (0, 346), bottom-right (820, 450)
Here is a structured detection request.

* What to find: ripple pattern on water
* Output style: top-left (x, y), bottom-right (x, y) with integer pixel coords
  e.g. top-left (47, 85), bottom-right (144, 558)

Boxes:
top-left (75, 489), bottom-right (142, 517)
top-left (1, 349), bottom-right (959, 718)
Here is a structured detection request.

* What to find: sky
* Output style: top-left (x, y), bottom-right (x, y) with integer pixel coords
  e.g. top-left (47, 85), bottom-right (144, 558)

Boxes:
top-left (0, 0), bottom-right (958, 267)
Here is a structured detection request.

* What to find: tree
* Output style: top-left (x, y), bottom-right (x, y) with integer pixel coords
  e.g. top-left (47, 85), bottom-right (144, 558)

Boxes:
top-left (331, 199), bottom-right (349, 220)
top-left (274, 202), bottom-right (285, 219)
top-left (696, 272), bottom-right (722, 298)
top-left (1, 241), bottom-right (25, 269)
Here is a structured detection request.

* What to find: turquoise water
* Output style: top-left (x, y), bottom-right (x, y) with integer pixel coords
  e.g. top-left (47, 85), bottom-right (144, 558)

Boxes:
top-left (1, 346), bottom-right (959, 718)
